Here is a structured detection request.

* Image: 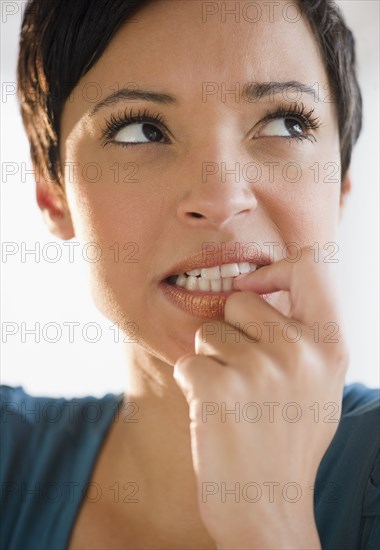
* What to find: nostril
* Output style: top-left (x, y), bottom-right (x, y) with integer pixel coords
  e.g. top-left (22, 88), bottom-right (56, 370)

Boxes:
top-left (189, 212), bottom-right (204, 218)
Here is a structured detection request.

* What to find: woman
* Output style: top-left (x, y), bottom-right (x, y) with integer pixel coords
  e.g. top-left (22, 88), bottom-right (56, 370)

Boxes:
top-left (1, 0), bottom-right (379, 548)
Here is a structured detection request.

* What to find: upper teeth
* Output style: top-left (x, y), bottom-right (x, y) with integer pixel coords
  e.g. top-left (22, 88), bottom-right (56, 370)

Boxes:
top-left (174, 262), bottom-right (258, 290)
top-left (196, 262), bottom-right (255, 279)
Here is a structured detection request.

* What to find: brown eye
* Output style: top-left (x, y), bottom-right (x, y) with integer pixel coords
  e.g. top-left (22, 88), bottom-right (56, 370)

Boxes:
top-left (256, 117), bottom-right (305, 138)
top-left (284, 119), bottom-right (303, 136)
top-left (114, 123), bottom-right (165, 144)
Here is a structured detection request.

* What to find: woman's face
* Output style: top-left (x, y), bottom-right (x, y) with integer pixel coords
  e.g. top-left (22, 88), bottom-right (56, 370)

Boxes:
top-left (58, 0), bottom-right (345, 366)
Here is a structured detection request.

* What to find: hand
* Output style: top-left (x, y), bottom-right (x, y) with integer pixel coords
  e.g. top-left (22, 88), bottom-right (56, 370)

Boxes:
top-left (173, 247), bottom-right (348, 549)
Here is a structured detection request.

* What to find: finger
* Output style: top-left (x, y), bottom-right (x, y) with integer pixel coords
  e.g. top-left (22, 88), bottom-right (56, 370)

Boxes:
top-left (224, 290), bottom-right (304, 355)
top-left (195, 318), bottom-right (259, 360)
top-left (198, 294), bottom-right (290, 348)
top-left (198, 295), bottom-right (303, 367)
top-left (233, 246), bottom-right (341, 326)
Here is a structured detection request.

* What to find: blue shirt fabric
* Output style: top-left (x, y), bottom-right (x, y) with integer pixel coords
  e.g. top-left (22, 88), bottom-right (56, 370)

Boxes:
top-left (1, 382), bottom-right (379, 550)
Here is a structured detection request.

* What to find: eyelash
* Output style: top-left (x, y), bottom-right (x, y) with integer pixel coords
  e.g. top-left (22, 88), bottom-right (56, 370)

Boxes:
top-left (100, 102), bottom-right (321, 148)
top-left (260, 102), bottom-right (321, 144)
top-left (101, 108), bottom-right (169, 149)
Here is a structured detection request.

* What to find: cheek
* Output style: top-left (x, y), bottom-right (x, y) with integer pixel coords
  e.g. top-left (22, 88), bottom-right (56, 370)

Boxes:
top-left (64, 138), bottom-right (166, 244)
top-left (276, 174), bottom-right (341, 241)
top-left (251, 139), bottom-right (342, 242)
top-left (63, 143), bottom-right (170, 322)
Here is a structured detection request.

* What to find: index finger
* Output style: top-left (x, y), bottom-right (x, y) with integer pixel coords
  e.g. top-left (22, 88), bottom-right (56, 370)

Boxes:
top-left (233, 246), bottom-right (342, 327)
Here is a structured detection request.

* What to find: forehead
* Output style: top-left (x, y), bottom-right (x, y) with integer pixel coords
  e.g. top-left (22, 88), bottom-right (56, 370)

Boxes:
top-left (61, 0), bottom-right (328, 135)
top-left (94, 0), bottom-right (323, 86)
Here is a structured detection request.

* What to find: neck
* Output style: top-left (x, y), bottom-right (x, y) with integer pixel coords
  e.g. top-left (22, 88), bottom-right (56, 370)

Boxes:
top-left (92, 344), bottom-right (215, 547)
top-left (113, 343), bottom-right (197, 491)
top-left (123, 341), bottom-right (192, 431)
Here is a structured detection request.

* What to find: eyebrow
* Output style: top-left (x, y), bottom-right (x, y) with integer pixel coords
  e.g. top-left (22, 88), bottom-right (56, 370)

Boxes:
top-left (89, 89), bottom-right (177, 116)
top-left (89, 80), bottom-right (319, 116)
top-left (243, 81), bottom-right (320, 102)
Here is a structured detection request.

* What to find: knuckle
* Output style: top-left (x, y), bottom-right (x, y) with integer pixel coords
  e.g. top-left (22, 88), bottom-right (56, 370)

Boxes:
top-left (175, 353), bottom-right (197, 373)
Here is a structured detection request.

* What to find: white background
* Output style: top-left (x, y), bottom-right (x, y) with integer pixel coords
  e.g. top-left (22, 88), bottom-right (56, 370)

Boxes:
top-left (1, 1), bottom-right (379, 397)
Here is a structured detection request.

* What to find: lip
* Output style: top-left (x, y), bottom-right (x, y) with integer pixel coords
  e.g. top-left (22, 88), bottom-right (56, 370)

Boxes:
top-left (159, 280), bottom-right (237, 319)
top-left (159, 242), bottom-right (273, 281)
top-left (159, 280), bottom-right (273, 319)
top-left (158, 241), bottom-right (273, 319)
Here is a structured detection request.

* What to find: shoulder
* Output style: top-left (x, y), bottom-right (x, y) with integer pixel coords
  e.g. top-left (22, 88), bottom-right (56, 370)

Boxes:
top-left (342, 382), bottom-right (379, 416)
top-left (339, 382), bottom-right (380, 451)
top-left (338, 382), bottom-right (379, 460)
top-left (0, 382), bottom-right (124, 415)
top-left (315, 382), bottom-right (380, 549)
top-left (0, 383), bottom-right (124, 479)
top-left (0, 383), bottom-right (124, 433)
top-left (323, 381), bottom-right (379, 476)
top-left (0, 384), bottom-right (124, 549)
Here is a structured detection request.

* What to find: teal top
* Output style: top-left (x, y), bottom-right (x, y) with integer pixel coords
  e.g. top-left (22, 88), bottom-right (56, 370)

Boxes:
top-left (1, 383), bottom-right (379, 549)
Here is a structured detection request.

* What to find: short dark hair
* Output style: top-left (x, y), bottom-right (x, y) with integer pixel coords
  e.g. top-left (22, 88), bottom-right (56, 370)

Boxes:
top-left (298, 0), bottom-right (362, 180)
top-left (17, 0), bottom-right (362, 207)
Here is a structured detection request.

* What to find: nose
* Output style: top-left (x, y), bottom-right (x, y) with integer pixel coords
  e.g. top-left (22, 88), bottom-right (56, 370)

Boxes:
top-left (176, 144), bottom-right (258, 229)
